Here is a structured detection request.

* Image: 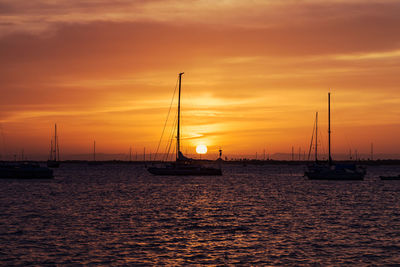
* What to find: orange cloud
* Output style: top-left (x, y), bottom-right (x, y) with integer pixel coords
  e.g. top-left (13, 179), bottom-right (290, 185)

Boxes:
top-left (0, 1), bottom-right (399, 159)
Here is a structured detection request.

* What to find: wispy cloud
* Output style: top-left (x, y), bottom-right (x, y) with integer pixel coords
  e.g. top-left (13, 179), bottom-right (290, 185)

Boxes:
top-left (1, 0), bottom-right (400, 36)
top-left (0, 0), bottom-right (399, 156)
top-left (333, 49), bottom-right (400, 60)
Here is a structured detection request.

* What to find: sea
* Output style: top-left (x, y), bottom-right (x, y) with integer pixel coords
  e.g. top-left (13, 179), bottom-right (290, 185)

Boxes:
top-left (1, 163), bottom-right (400, 265)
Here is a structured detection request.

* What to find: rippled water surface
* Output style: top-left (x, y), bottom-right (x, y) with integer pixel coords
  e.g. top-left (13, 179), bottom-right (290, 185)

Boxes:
top-left (1, 163), bottom-right (400, 265)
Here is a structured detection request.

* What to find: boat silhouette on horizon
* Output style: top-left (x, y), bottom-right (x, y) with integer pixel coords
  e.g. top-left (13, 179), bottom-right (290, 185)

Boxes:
top-left (380, 174), bottom-right (400, 180)
top-left (305, 93), bottom-right (366, 180)
top-left (147, 73), bottom-right (222, 176)
top-left (1, 162), bottom-right (53, 179)
top-left (47, 124), bottom-right (60, 168)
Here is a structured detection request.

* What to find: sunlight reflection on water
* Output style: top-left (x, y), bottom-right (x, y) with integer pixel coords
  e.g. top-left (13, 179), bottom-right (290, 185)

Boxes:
top-left (1, 163), bottom-right (400, 265)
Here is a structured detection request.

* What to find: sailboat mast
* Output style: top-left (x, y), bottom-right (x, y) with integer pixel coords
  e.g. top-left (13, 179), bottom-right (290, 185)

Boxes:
top-left (93, 141), bottom-right (96, 161)
top-left (328, 92), bottom-right (332, 165)
top-left (57, 124), bottom-right (60, 161)
top-left (54, 124), bottom-right (57, 161)
top-left (50, 139), bottom-right (53, 160)
top-left (176, 72), bottom-right (184, 160)
top-left (315, 112), bottom-right (318, 162)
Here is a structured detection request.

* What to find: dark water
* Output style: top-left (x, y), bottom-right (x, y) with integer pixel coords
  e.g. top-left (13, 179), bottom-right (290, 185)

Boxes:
top-left (1, 164), bottom-right (400, 265)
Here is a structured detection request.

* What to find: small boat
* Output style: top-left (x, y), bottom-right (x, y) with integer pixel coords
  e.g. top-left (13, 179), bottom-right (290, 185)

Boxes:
top-left (0, 162), bottom-right (53, 179)
top-left (147, 73), bottom-right (222, 176)
top-left (47, 124), bottom-right (60, 168)
top-left (380, 174), bottom-right (400, 180)
top-left (305, 93), bottom-right (366, 180)
top-left (306, 163), bottom-right (365, 180)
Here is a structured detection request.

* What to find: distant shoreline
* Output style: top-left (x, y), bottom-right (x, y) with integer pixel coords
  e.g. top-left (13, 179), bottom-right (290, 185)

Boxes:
top-left (2, 159), bottom-right (400, 166)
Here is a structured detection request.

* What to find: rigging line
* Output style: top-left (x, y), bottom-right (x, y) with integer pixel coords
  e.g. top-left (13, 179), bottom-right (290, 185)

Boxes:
top-left (165, 131), bottom-right (174, 161)
top-left (164, 111), bottom-right (178, 162)
top-left (164, 120), bottom-right (173, 161)
top-left (56, 127), bottom-right (60, 161)
top-left (49, 128), bottom-right (53, 160)
top-left (171, 144), bottom-right (176, 161)
top-left (49, 139), bottom-right (53, 160)
top-left (166, 111), bottom-right (178, 161)
top-left (344, 135), bottom-right (353, 156)
top-left (163, 108), bottom-right (177, 161)
top-left (155, 79), bottom-right (178, 162)
top-left (168, 139), bottom-right (177, 162)
top-left (307, 115), bottom-right (316, 161)
top-left (319, 127), bottom-right (327, 159)
top-left (152, 76), bottom-right (179, 161)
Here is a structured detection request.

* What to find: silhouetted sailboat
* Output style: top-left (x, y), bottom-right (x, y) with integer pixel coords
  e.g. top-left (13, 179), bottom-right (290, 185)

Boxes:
top-left (47, 124), bottom-right (60, 168)
top-left (1, 162), bottom-right (53, 179)
top-left (380, 174), bottom-right (400, 180)
top-left (148, 73), bottom-right (222, 176)
top-left (305, 93), bottom-right (366, 180)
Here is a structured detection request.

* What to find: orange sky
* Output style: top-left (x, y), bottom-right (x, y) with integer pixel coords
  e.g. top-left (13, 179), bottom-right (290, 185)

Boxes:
top-left (0, 0), bottom-right (399, 160)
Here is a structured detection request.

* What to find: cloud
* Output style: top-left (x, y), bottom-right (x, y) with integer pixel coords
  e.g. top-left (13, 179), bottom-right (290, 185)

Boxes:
top-left (1, 0), bottom-right (400, 38)
top-left (0, 0), bottom-right (399, 156)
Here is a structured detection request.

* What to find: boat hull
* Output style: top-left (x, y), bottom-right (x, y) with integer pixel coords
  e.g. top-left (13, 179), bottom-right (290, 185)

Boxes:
top-left (305, 171), bottom-right (364, 180)
top-left (88, 161), bottom-right (103, 166)
top-left (380, 175), bottom-right (400, 180)
top-left (47, 160), bottom-right (60, 168)
top-left (305, 163), bottom-right (365, 181)
top-left (148, 166), bottom-right (222, 176)
top-left (0, 164), bottom-right (54, 179)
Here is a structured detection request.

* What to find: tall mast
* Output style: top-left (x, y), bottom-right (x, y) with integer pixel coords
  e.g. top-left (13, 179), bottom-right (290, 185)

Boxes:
top-left (328, 92), bottom-right (332, 165)
top-left (93, 141), bottom-right (96, 161)
top-left (50, 139), bottom-right (53, 160)
top-left (54, 124), bottom-right (57, 161)
top-left (56, 124), bottom-right (60, 161)
top-left (291, 146), bottom-right (294, 161)
top-left (176, 72), bottom-right (184, 160)
top-left (315, 112), bottom-right (318, 162)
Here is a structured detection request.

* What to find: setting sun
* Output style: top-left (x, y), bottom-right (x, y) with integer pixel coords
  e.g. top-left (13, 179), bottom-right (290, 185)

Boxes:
top-left (0, 0), bottom-right (399, 160)
top-left (196, 145), bottom-right (207, 154)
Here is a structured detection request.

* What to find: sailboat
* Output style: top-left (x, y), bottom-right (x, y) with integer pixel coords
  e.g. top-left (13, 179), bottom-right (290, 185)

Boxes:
top-left (305, 93), bottom-right (366, 180)
top-left (147, 73), bottom-right (222, 176)
top-left (47, 124), bottom-right (60, 168)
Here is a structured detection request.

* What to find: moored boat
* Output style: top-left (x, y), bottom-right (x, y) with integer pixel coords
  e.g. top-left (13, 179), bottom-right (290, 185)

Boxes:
top-left (306, 163), bottom-right (365, 180)
top-left (0, 162), bottom-right (53, 179)
top-left (380, 174), bottom-right (400, 180)
top-left (147, 73), bottom-right (222, 176)
top-left (305, 93), bottom-right (366, 180)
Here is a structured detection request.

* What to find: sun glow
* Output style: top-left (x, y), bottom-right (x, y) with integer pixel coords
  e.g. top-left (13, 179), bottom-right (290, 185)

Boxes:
top-left (196, 144), bottom-right (207, 154)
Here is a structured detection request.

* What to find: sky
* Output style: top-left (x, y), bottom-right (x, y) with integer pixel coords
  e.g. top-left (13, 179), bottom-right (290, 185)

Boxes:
top-left (0, 0), bottom-right (399, 160)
